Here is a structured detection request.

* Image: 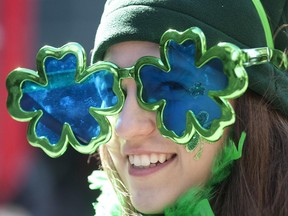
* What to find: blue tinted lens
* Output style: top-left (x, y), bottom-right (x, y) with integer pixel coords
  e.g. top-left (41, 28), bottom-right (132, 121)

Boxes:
top-left (95, 70), bottom-right (118, 108)
top-left (20, 54), bottom-right (117, 145)
top-left (140, 41), bottom-right (228, 136)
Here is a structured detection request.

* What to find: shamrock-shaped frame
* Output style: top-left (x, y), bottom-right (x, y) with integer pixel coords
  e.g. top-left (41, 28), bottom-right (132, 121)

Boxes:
top-left (134, 27), bottom-right (249, 145)
top-left (6, 27), bottom-right (251, 157)
top-left (6, 43), bottom-right (124, 157)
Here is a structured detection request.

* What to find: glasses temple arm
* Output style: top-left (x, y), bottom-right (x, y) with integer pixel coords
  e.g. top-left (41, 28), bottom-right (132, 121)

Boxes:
top-left (242, 47), bottom-right (287, 71)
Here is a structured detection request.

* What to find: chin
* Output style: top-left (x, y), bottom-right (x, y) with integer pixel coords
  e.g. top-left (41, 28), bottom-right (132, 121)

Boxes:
top-left (131, 197), bottom-right (171, 215)
top-left (135, 206), bottom-right (163, 215)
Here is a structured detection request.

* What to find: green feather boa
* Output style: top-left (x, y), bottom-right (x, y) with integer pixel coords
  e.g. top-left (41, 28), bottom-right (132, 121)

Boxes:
top-left (89, 132), bottom-right (246, 215)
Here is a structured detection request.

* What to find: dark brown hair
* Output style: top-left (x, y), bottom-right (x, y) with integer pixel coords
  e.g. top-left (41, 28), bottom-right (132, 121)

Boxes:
top-left (212, 89), bottom-right (288, 215)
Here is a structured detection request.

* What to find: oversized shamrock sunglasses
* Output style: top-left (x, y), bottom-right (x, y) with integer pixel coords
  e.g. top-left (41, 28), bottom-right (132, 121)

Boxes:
top-left (6, 27), bottom-right (287, 157)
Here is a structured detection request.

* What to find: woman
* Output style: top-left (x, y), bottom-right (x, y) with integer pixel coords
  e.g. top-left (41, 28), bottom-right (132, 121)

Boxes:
top-left (89, 0), bottom-right (288, 215)
top-left (5, 0), bottom-right (288, 215)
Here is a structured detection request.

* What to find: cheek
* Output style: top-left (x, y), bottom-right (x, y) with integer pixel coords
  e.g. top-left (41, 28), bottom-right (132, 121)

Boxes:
top-left (106, 139), bottom-right (123, 166)
top-left (105, 116), bottom-right (120, 155)
top-left (105, 135), bottom-right (127, 176)
top-left (103, 114), bottom-right (128, 177)
top-left (179, 136), bottom-right (225, 187)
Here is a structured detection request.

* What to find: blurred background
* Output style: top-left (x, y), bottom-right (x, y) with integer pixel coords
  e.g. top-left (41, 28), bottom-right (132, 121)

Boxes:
top-left (0, 0), bottom-right (106, 215)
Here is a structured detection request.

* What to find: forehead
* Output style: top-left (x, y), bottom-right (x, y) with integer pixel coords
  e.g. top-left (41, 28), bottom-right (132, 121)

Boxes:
top-left (103, 41), bottom-right (160, 68)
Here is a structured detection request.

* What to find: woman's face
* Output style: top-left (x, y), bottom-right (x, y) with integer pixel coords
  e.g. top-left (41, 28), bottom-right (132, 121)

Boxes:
top-left (103, 41), bottom-right (227, 214)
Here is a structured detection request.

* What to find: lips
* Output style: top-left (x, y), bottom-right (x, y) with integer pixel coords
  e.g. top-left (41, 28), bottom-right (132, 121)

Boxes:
top-left (128, 153), bottom-right (175, 168)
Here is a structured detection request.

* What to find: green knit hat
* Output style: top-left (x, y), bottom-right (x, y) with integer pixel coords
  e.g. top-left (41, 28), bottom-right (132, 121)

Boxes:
top-left (92, 0), bottom-right (288, 116)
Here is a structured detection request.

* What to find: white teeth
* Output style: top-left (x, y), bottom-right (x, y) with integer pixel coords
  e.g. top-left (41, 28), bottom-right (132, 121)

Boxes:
top-left (133, 155), bottom-right (141, 166)
top-left (128, 155), bottom-right (134, 165)
top-left (166, 154), bottom-right (173, 160)
top-left (150, 153), bottom-right (158, 164)
top-left (129, 154), bottom-right (174, 167)
top-left (141, 155), bottom-right (150, 166)
top-left (159, 154), bottom-right (166, 163)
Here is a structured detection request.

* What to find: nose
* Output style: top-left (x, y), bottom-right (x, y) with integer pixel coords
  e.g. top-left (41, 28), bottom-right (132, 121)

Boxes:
top-left (115, 78), bottom-right (156, 140)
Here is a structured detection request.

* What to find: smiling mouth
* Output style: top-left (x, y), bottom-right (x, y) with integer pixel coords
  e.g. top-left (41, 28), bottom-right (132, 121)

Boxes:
top-left (128, 153), bottom-right (177, 169)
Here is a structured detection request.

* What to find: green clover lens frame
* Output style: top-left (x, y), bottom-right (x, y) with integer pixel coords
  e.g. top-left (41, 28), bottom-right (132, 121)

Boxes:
top-left (6, 27), bottom-right (287, 157)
